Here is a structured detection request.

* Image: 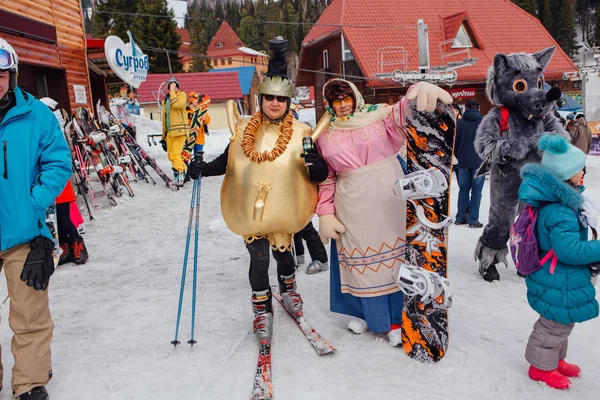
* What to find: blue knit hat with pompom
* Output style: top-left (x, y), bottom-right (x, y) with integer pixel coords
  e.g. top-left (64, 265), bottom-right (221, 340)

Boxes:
top-left (539, 134), bottom-right (586, 181)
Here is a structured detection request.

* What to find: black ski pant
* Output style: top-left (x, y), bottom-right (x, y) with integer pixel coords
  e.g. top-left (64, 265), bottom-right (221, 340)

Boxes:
top-left (57, 203), bottom-right (80, 244)
top-left (246, 238), bottom-right (296, 293)
top-left (293, 221), bottom-right (328, 263)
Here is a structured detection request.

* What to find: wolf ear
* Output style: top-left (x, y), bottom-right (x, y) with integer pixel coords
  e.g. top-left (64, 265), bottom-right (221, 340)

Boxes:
top-left (532, 47), bottom-right (556, 70)
top-left (493, 54), bottom-right (509, 74)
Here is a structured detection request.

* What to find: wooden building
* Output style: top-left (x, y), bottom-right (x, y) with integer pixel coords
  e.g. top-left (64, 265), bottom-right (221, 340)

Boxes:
top-left (207, 21), bottom-right (269, 76)
top-left (0, 0), bottom-right (92, 113)
top-left (297, 0), bottom-right (580, 120)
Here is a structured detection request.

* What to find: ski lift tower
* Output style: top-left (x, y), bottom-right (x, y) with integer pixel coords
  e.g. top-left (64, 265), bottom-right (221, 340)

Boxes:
top-left (373, 19), bottom-right (478, 86)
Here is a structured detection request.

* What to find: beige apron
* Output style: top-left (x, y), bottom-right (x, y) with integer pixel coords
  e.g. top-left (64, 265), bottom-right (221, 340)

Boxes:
top-left (334, 155), bottom-right (406, 297)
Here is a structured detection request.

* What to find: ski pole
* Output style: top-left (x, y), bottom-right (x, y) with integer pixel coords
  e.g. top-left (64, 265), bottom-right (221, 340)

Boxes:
top-left (188, 151), bottom-right (204, 345)
top-left (172, 179), bottom-right (198, 346)
top-left (188, 159), bottom-right (203, 345)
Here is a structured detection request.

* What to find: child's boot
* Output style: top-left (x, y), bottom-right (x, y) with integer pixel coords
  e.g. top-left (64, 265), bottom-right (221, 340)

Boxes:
top-left (557, 359), bottom-right (580, 378)
top-left (528, 366), bottom-right (570, 389)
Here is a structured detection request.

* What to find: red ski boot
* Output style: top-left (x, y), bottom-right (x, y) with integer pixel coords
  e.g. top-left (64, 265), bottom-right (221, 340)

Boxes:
top-left (528, 366), bottom-right (570, 389)
top-left (558, 360), bottom-right (580, 378)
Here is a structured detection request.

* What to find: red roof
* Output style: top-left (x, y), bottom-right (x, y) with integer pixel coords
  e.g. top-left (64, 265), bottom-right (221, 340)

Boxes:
top-left (136, 72), bottom-right (243, 104)
top-left (207, 20), bottom-right (246, 58)
top-left (176, 28), bottom-right (192, 63)
top-left (299, 0), bottom-right (577, 86)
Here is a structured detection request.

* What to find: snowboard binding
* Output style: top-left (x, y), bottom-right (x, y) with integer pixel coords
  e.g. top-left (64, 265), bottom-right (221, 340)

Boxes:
top-left (394, 263), bottom-right (453, 309)
top-left (393, 167), bottom-right (448, 200)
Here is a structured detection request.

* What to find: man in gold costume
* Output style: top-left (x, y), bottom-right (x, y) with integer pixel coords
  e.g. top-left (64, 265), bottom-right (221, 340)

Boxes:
top-left (188, 39), bottom-right (328, 343)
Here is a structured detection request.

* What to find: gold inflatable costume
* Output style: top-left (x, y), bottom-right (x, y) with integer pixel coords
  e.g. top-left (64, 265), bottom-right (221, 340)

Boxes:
top-left (221, 98), bottom-right (330, 251)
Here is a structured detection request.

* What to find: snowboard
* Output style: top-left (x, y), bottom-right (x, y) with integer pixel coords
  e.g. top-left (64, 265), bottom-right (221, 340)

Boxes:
top-left (45, 203), bottom-right (61, 267)
top-left (400, 103), bottom-right (456, 363)
top-left (181, 98), bottom-right (210, 164)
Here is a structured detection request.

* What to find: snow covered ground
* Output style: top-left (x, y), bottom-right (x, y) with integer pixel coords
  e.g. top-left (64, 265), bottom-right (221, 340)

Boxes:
top-left (1, 110), bottom-right (599, 399)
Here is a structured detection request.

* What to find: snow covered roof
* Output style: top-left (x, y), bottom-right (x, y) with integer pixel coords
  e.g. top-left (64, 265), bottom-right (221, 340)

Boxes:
top-left (238, 47), bottom-right (269, 58)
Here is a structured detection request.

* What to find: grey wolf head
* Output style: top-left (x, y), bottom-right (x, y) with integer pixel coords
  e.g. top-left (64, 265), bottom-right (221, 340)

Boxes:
top-left (486, 47), bottom-right (561, 120)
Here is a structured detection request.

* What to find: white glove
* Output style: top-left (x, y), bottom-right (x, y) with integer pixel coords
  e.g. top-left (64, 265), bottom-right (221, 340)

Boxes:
top-left (406, 82), bottom-right (453, 113)
top-left (318, 214), bottom-right (346, 244)
top-left (581, 193), bottom-right (600, 230)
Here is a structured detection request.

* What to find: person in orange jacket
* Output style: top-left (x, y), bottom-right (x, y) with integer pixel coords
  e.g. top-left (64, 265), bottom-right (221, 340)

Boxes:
top-left (56, 181), bottom-right (88, 265)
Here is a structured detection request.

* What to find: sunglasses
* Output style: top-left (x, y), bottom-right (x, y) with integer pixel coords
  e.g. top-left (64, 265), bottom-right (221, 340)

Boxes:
top-left (331, 96), bottom-right (353, 107)
top-left (263, 94), bottom-right (288, 103)
top-left (0, 49), bottom-right (16, 70)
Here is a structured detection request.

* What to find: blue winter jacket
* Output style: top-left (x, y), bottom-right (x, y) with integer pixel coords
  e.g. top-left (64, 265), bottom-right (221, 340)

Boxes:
top-left (519, 163), bottom-right (600, 324)
top-left (0, 88), bottom-right (72, 252)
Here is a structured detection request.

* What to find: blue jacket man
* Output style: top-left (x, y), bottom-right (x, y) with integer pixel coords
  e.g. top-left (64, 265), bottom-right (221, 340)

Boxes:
top-left (454, 99), bottom-right (485, 228)
top-left (0, 38), bottom-right (71, 400)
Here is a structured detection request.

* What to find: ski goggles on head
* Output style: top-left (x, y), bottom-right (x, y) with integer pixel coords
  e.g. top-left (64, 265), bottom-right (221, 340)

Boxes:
top-left (0, 49), bottom-right (16, 71)
top-left (331, 96), bottom-right (353, 107)
top-left (263, 94), bottom-right (288, 103)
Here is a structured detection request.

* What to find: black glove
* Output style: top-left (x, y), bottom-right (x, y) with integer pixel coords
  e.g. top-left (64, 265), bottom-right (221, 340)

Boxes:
top-left (188, 157), bottom-right (208, 180)
top-left (21, 236), bottom-right (55, 291)
top-left (302, 147), bottom-right (328, 183)
top-left (160, 139), bottom-right (167, 152)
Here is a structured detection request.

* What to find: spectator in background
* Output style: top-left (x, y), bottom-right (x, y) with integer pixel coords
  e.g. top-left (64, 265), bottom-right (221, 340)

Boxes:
top-left (569, 114), bottom-right (592, 155)
top-left (56, 181), bottom-right (89, 266)
top-left (160, 77), bottom-right (188, 187)
top-left (294, 222), bottom-right (329, 274)
top-left (454, 99), bottom-right (485, 228)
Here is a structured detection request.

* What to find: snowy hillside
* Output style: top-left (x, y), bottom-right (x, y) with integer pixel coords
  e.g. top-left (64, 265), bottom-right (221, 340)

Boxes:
top-left (0, 110), bottom-right (598, 399)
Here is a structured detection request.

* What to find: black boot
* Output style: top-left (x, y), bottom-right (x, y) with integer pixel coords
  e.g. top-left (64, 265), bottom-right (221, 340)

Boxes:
top-left (72, 237), bottom-right (89, 265)
top-left (18, 386), bottom-right (49, 400)
top-left (58, 242), bottom-right (74, 266)
top-left (480, 264), bottom-right (500, 282)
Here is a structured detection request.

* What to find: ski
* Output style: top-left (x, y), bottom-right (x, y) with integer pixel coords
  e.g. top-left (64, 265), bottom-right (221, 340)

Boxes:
top-left (272, 291), bottom-right (336, 356)
top-left (251, 341), bottom-right (272, 400)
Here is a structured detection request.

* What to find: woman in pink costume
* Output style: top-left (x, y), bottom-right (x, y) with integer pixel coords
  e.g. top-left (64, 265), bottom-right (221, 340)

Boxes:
top-left (316, 79), bottom-right (451, 345)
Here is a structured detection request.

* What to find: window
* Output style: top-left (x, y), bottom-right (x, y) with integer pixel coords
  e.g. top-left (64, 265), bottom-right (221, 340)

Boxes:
top-left (220, 59), bottom-right (225, 66)
top-left (573, 80), bottom-right (582, 89)
top-left (323, 49), bottom-right (329, 69)
top-left (213, 59), bottom-right (217, 66)
top-left (216, 43), bottom-right (224, 48)
top-left (228, 58), bottom-right (233, 65)
top-left (341, 35), bottom-right (354, 62)
top-left (451, 24), bottom-right (473, 49)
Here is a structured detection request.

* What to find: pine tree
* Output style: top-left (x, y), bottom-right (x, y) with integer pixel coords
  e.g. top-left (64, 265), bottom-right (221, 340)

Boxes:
top-left (512, 0), bottom-right (537, 15)
top-left (595, 0), bottom-right (600, 45)
top-left (282, 2), bottom-right (299, 54)
top-left (91, 0), bottom-right (137, 39)
top-left (554, 0), bottom-right (577, 57)
top-left (263, 0), bottom-right (284, 51)
top-left (254, 0), bottom-right (268, 51)
top-left (538, 0), bottom-right (553, 33)
top-left (215, 2), bottom-right (225, 20)
top-left (131, 0), bottom-right (183, 73)
top-left (239, 15), bottom-right (262, 50)
top-left (188, 6), bottom-right (211, 72)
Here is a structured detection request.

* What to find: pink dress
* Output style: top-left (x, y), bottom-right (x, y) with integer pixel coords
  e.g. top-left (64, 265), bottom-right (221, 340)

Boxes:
top-left (316, 101), bottom-right (407, 217)
top-left (316, 99), bottom-right (408, 300)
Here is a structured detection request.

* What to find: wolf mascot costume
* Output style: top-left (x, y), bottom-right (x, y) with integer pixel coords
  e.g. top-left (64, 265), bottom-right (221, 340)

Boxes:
top-left (474, 46), bottom-right (569, 282)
